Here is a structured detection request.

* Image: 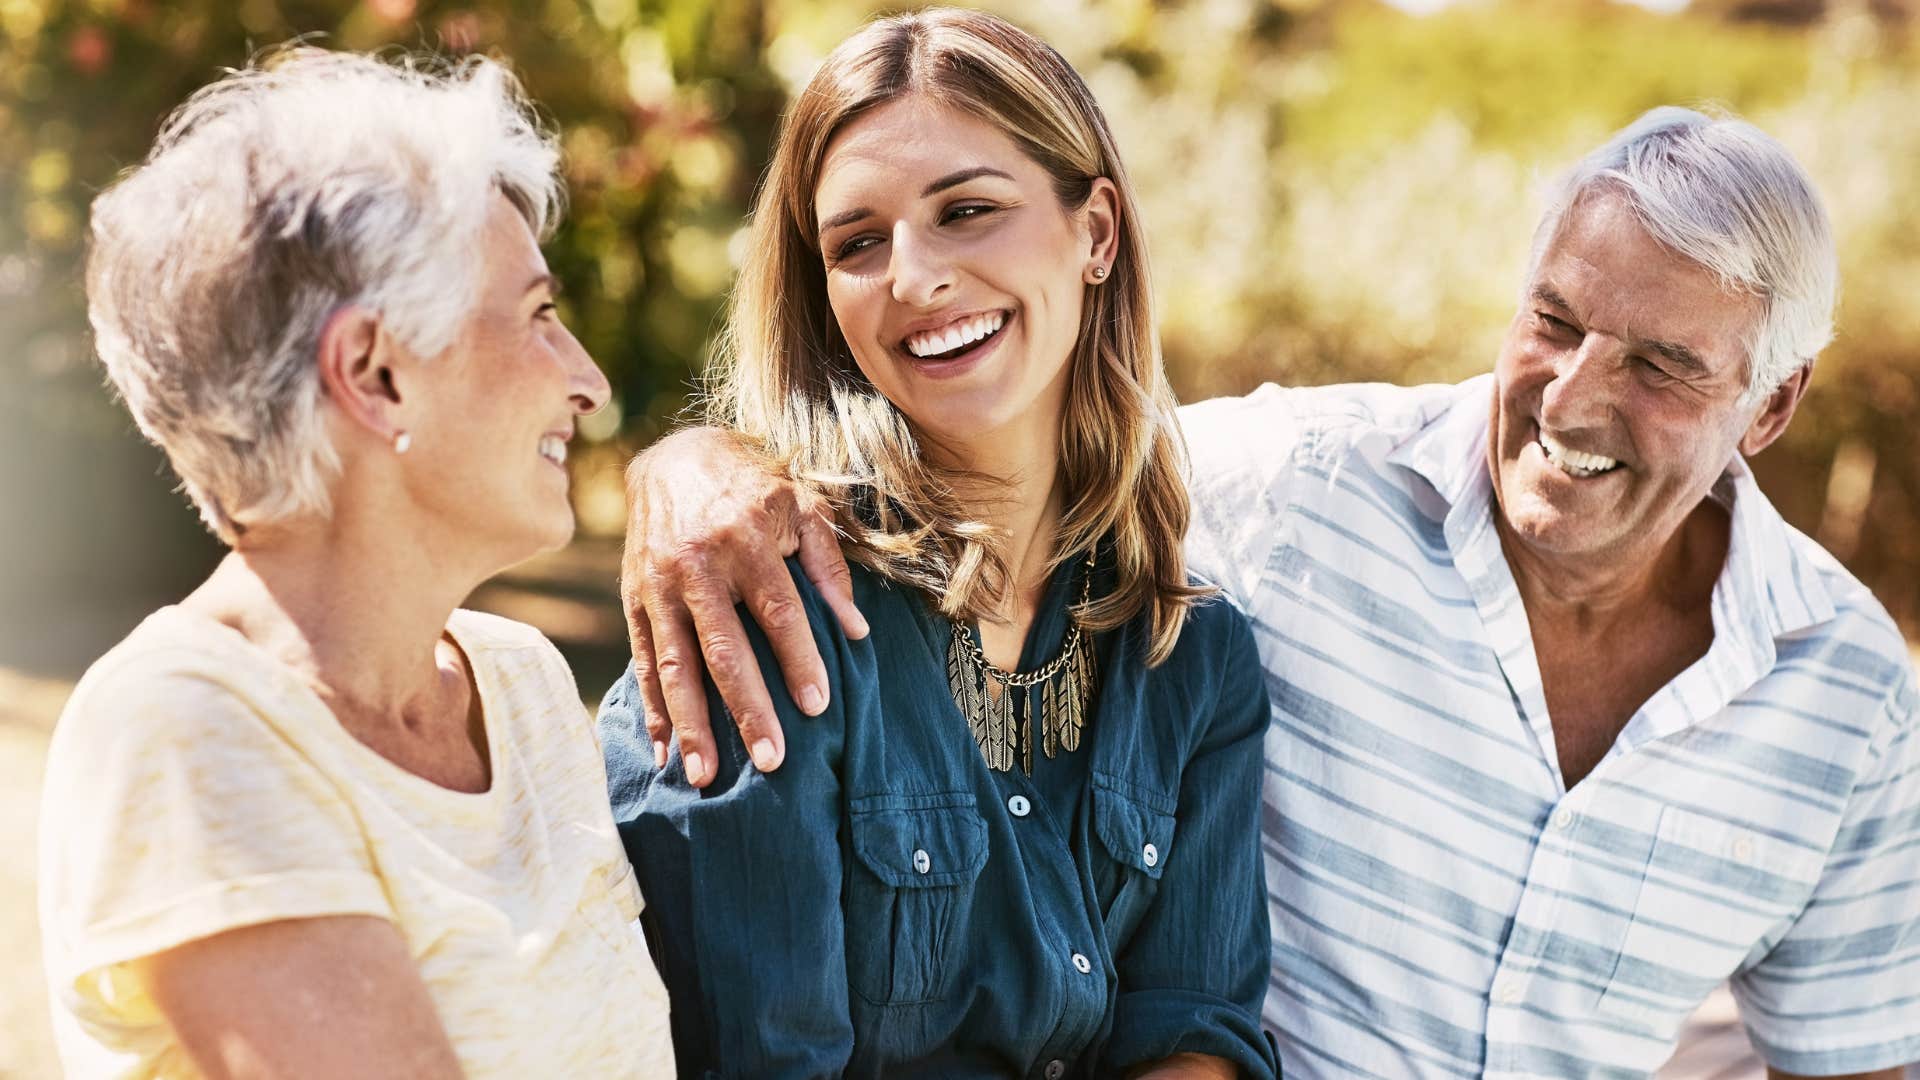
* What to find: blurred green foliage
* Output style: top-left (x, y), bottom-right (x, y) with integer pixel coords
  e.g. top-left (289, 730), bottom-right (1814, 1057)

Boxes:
top-left (2, 0), bottom-right (1917, 636)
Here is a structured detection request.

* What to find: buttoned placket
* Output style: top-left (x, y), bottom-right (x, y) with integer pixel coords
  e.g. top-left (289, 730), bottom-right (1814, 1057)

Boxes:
top-left (991, 764), bottom-right (1110, 1077)
top-left (1480, 799), bottom-right (1579, 1078)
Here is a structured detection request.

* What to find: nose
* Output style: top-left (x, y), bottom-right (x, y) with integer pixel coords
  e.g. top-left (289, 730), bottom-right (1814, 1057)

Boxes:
top-left (887, 224), bottom-right (953, 308)
top-left (1538, 334), bottom-right (1616, 432)
top-left (561, 330), bottom-right (612, 416)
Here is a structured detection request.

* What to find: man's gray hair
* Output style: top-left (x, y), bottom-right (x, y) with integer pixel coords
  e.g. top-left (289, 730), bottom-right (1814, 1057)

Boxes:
top-left (1529, 106), bottom-right (1836, 401)
top-left (86, 47), bottom-right (563, 543)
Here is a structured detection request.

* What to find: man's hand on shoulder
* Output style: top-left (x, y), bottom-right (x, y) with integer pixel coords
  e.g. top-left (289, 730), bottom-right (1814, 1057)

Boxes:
top-left (619, 426), bottom-right (868, 788)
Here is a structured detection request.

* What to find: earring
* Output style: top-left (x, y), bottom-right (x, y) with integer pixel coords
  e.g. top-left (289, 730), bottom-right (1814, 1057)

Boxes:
top-left (1090, 265), bottom-right (1107, 281)
top-left (392, 430), bottom-right (412, 454)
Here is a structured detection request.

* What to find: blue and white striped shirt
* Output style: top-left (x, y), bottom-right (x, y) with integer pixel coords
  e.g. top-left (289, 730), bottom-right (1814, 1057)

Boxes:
top-left (1179, 376), bottom-right (1920, 1079)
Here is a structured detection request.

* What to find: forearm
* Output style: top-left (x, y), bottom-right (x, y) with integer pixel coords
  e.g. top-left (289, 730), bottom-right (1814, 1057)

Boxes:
top-left (1128, 1052), bottom-right (1240, 1079)
top-left (1766, 1060), bottom-right (1904, 1068)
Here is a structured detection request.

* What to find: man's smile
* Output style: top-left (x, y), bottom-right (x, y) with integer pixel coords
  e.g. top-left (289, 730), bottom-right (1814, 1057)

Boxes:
top-left (1535, 426), bottom-right (1621, 479)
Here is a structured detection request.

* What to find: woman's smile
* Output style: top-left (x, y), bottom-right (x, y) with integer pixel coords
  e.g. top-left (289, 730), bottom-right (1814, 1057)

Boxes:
top-left (892, 309), bottom-right (1015, 380)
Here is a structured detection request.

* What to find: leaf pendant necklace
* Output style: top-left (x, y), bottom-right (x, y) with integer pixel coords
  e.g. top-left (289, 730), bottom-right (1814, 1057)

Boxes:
top-left (945, 558), bottom-right (1097, 775)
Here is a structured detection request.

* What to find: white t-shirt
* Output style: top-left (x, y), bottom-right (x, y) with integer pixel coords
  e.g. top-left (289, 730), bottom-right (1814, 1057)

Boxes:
top-left (38, 606), bottom-right (675, 1078)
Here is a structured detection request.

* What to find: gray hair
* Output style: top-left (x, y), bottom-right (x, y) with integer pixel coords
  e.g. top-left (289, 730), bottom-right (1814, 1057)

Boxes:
top-left (1528, 106), bottom-right (1836, 401)
top-left (85, 47), bottom-right (563, 543)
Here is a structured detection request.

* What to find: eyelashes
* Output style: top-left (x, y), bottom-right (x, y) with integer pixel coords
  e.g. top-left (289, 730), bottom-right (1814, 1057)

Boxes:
top-left (827, 203), bottom-right (1003, 265)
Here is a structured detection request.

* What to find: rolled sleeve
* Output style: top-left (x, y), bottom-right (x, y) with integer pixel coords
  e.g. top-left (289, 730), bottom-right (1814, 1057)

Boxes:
top-left (1731, 682), bottom-right (1920, 1076)
top-left (1100, 607), bottom-right (1280, 1079)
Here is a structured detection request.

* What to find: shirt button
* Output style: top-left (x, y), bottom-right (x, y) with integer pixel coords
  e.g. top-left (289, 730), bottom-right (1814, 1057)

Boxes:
top-left (912, 848), bottom-right (931, 874)
top-left (1008, 795), bottom-right (1031, 818)
top-left (1043, 1061), bottom-right (1066, 1080)
top-left (1071, 952), bottom-right (1092, 974)
top-left (1731, 836), bottom-right (1755, 862)
top-left (1550, 807), bottom-right (1576, 832)
top-left (1142, 842), bottom-right (1159, 868)
top-left (1493, 974), bottom-right (1525, 1004)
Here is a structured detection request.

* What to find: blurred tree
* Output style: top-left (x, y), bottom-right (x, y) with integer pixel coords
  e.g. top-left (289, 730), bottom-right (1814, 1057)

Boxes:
top-left (2, 0), bottom-right (1916, 652)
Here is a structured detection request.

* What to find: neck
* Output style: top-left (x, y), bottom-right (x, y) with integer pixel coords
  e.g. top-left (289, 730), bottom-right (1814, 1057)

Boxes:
top-left (938, 422), bottom-right (1065, 622)
top-left (185, 492), bottom-right (501, 716)
top-left (1496, 501), bottom-right (1727, 637)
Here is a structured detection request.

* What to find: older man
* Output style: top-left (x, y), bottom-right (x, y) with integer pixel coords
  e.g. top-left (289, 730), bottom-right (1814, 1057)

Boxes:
top-left (618, 108), bottom-right (1919, 1078)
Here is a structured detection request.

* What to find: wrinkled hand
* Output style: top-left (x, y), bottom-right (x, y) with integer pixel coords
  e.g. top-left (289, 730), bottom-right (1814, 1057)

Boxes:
top-left (619, 427), bottom-right (868, 788)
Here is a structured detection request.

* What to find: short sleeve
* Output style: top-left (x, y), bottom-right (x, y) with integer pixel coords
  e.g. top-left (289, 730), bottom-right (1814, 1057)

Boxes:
top-left (1178, 384), bottom-right (1301, 606)
top-left (1730, 681), bottom-right (1920, 1075)
top-left (39, 652), bottom-right (391, 1011)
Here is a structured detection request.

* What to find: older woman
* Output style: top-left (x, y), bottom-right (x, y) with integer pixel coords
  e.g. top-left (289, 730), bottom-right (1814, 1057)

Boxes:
top-left (596, 10), bottom-right (1277, 1078)
top-left (37, 50), bottom-right (674, 1077)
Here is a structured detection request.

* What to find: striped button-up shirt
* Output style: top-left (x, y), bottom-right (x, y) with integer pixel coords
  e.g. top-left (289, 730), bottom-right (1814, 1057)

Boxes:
top-left (1179, 376), bottom-right (1920, 1079)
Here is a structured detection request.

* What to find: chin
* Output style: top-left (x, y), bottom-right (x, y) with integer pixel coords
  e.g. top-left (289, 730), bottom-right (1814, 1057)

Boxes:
top-left (537, 510), bottom-right (578, 553)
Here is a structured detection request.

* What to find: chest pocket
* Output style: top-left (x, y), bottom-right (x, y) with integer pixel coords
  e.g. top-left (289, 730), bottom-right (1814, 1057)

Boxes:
top-left (1090, 775), bottom-right (1177, 941)
top-left (846, 794), bottom-right (989, 1005)
top-left (1595, 804), bottom-right (1824, 1033)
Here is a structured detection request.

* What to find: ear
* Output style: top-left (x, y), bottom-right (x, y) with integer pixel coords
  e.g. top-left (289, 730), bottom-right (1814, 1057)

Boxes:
top-left (316, 305), bottom-right (407, 445)
top-left (1079, 177), bottom-right (1121, 276)
top-left (1738, 362), bottom-right (1811, 456)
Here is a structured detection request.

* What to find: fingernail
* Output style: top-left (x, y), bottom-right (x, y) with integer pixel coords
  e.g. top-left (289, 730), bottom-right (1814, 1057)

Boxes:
top-left (684, 750), bottom-right (706, 785)
top-left (653, 740), bottom-right (667, 769)
top-left (849, 611), bottom-right (871, 638)
top-left (751, 738), bottom-right (780, 771)
top-left (798, 685), bottom-right (827, 715)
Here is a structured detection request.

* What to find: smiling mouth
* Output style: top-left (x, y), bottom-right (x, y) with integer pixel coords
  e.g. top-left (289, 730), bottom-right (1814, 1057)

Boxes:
top-left (901, 310), bottom-right (1009, 361)
top-left (1537, 429), bottom-right (1620, 479)
top-left (538, 434), bottom-right (568, 467)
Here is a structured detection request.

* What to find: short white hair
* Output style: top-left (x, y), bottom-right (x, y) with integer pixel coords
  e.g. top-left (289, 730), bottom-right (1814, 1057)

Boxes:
top-left (1528, 106), bottom-right (1836, 401)
top-left (85, 47), bottom-right (563, 543)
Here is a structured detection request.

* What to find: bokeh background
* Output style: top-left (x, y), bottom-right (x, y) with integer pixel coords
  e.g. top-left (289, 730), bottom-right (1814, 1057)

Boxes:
top-left (3, 0), bottom-right (1917, 1075)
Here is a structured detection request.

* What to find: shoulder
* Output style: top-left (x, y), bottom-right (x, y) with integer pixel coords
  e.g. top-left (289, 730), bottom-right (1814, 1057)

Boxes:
top-left (448, 607), bottom-right (566, 665)
top-left (448, 607), bottom-right (581, 702)
top-left (51, 608), bottom-right (296, 765)
top-left (1778, 529), bottom-right (1917, 733)
top-left (1155, 586), bottom-right (1267, 716)
top-left (1180, 378), bottom-right (1473, 463)
top-left (1172, 581), bottom-right (1259, 658)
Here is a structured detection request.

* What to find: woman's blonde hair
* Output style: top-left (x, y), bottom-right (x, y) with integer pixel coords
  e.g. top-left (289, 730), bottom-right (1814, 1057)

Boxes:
top-left (708, 7), bottom-right (1207, 664)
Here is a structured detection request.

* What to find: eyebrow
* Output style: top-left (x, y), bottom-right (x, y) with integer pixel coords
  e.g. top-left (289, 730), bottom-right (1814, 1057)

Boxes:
top-left (1530, 284), bottom-right (1708, 375)
top-left (816, 166), bottom-right (1018, 236)
top-left (524, 272), bottom-right (561, 297)
top-left (1642, 337), bottom-right (1709, 375)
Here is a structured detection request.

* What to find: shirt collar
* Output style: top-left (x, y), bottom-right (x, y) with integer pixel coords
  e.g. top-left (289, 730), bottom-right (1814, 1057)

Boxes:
top-left (1385, 373), bottom-right (1836, 644)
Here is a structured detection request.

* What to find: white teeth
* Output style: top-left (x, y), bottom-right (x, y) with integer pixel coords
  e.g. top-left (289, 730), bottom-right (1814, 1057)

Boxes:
top-left (905, 311), bottom-right (1006, 358)
top-left (1538, 431), bottom-right (1618, 477)
top-left (539, 435), bottom-right (567, 466)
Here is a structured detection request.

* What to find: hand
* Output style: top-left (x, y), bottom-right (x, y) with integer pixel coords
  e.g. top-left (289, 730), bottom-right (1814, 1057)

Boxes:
top-left (620, 427), bottom-right (868, 788)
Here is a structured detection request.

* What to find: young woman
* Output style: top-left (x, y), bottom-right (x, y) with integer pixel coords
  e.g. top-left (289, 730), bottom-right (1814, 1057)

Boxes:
top-left (39, 51), bottom-right (673, 1077)
top-left (598, 11), bottom-right (1277, 1078)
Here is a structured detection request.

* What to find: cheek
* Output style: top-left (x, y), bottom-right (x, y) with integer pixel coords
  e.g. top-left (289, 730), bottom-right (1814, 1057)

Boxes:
top-left (826, 274), bottom-right (889, 345)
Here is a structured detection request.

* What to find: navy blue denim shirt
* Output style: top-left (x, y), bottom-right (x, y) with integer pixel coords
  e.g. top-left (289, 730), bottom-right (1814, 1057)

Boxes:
top-left (599, 554), bottom-right (1277, 1079)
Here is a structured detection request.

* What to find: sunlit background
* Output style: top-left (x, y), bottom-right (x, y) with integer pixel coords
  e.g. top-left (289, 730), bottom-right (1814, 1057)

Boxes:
top-left (4, 0), bottom-right (1917, 1074)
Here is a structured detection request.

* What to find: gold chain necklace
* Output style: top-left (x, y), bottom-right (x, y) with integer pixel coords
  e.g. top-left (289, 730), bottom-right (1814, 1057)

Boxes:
top-left (945, 558), bottom-right (1097, 775)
